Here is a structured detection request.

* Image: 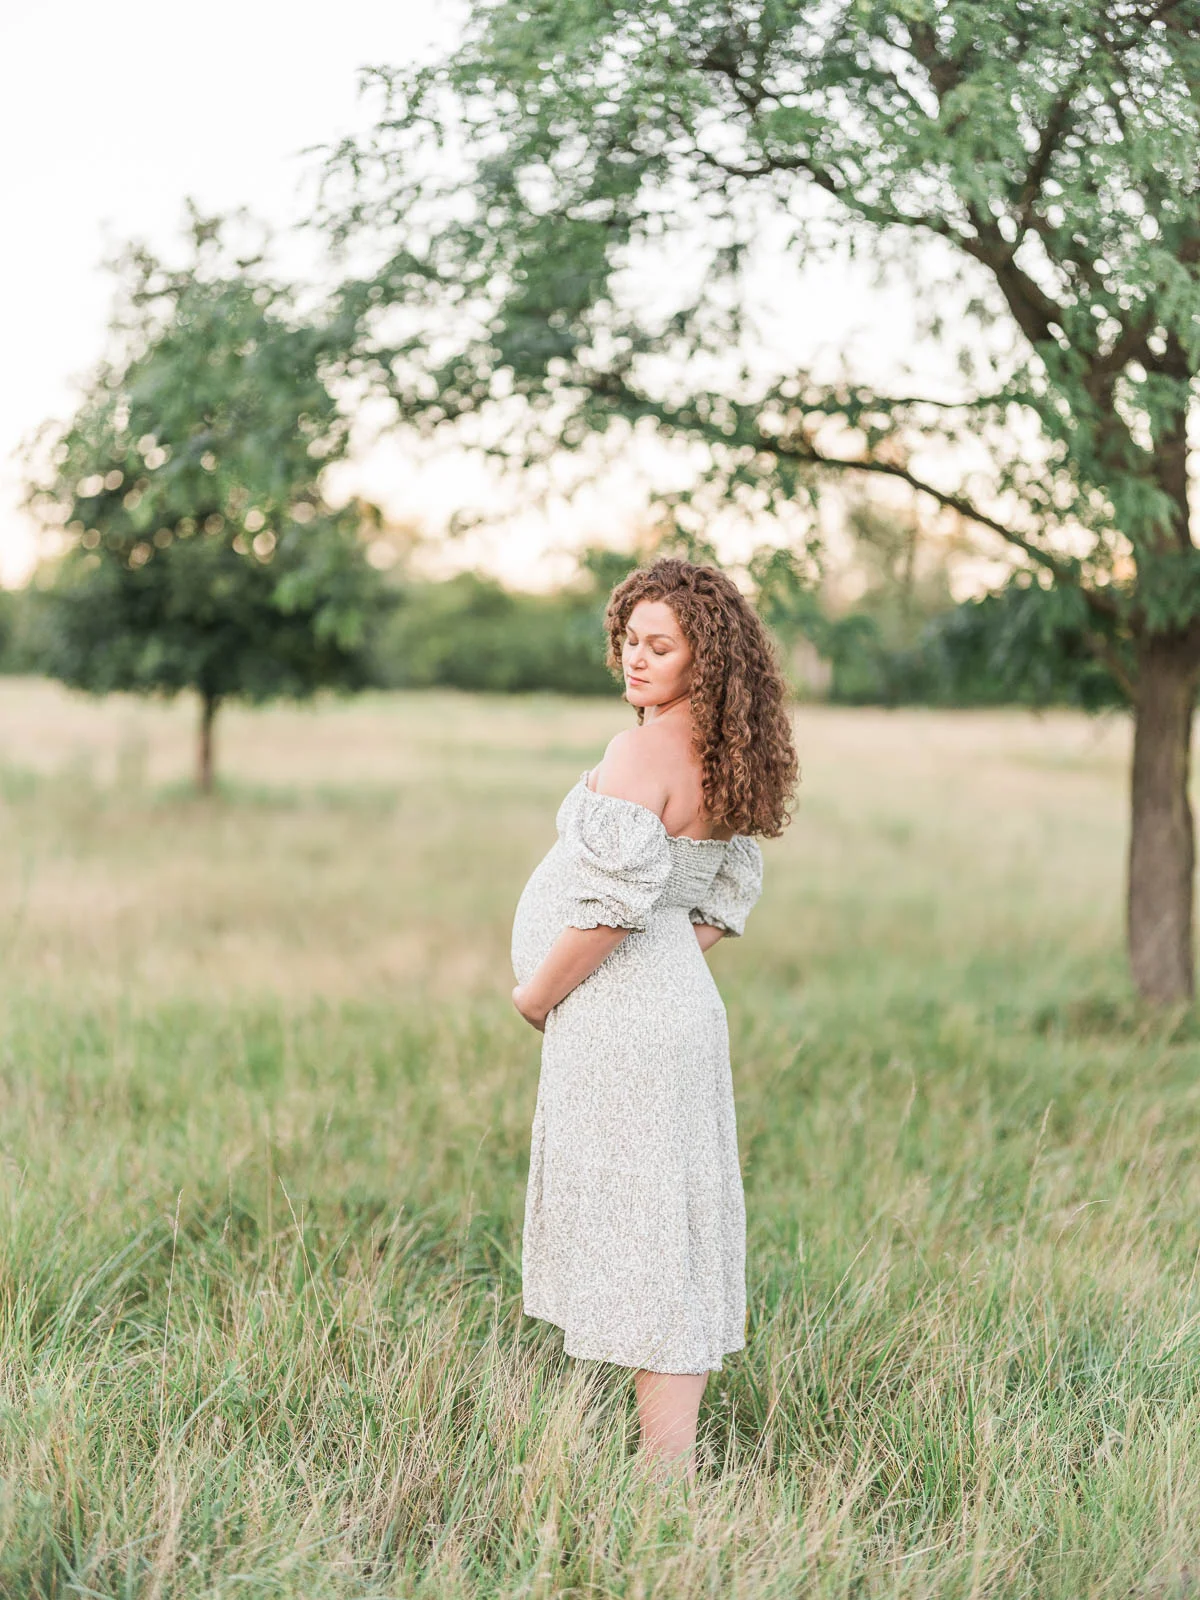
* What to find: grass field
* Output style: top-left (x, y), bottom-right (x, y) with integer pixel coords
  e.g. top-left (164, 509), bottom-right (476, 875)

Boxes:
top-left (2, 678), bottom-right (1199, 1598)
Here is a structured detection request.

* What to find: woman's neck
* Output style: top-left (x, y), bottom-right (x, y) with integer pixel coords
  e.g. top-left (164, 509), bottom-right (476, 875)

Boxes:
top-left (642, 692), bottom-right (691, 723)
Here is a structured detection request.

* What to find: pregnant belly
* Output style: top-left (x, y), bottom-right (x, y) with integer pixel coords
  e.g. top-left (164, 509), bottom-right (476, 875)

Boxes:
top-left (512, 848), bottom-right (721, 1015)
top-left (511, 848), bottom-right (568, 986)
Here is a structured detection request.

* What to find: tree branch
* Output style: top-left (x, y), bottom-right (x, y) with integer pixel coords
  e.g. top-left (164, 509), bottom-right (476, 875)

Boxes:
top-left (768, 425), bottom-right (1122, 622)
top-left (697, 40), bottom-right (1071, 352)
top-left (1015, 75), bottom-right (1085, 223)
top-left (960, 206), bottom-right (1067, 350)
top-left (905, 20), bottom-right (961, 101)
top-left (849, 390), bottom-right (1009, 412)
top-left (1083, 628), bottom-right (1137, 700)
top-left (684, 142), bottom-right (975, 248)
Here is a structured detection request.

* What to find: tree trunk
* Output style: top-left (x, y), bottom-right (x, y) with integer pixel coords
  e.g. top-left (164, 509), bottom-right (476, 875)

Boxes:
top-left (1128, 636), bottom-right (1200, 1004)
top-left (197, 691), bottom-right (219, 795)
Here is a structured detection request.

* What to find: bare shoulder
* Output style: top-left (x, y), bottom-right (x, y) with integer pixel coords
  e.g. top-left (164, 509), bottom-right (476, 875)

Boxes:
top-left (590, 725), bottom-right (672, 813)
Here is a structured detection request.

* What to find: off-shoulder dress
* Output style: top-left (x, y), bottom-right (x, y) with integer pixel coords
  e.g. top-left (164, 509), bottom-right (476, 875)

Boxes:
top-left (510, 768), bottom-right (763, 1374)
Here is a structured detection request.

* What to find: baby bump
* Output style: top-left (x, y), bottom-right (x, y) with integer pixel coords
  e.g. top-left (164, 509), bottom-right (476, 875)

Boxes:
top-left (512, 848), bottom-right (725, 1010)
top-left (511, 847), bottom-right (571, 985)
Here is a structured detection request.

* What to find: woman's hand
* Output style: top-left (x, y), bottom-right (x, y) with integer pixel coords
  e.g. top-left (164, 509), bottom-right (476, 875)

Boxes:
top-left (512, 983), bottom-right (549, 1032)
top-left (512, 927), bottom-right (629, 1033)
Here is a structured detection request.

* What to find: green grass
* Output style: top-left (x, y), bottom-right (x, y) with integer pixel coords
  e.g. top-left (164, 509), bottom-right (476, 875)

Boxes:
top-left (1, 680), bottom-right (1199, 1596)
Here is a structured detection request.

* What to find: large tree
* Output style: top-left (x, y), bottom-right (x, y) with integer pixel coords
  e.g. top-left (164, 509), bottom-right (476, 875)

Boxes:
top-left (322, 0), bottom-right (1200, 1002)
top-left (27, 213), bottom-right (388, 792)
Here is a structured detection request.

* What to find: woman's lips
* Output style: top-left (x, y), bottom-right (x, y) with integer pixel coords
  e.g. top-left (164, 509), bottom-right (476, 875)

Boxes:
top-left (627, 676), bottom-right (647, 685)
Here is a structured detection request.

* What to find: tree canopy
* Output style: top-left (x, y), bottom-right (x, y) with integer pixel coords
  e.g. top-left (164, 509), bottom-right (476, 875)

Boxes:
top-left (325, 2), bottom-right (1197, 642)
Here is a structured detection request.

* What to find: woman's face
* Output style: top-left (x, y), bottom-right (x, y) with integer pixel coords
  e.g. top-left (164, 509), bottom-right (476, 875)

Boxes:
top-left (621, 598), bottom-right (693, 709)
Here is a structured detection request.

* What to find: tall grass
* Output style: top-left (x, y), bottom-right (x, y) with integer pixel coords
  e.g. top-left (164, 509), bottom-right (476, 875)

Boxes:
top-left (1, 680), bottom-right (1198, 1596)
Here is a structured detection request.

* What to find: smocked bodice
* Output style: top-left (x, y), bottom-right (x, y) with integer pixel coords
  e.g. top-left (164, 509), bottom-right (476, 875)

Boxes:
top-left (511, 771), bottom-right (763, 988)
top-left (555, 772), bottom-right (741, 912)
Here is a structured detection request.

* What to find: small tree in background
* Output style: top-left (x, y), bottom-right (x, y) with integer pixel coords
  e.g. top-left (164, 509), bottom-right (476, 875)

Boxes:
top-left (26, 211), bottom-right (388, 792)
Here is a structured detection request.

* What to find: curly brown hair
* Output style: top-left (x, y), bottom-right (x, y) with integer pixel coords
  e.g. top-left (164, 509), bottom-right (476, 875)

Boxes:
top-left (604, 558), bottom-right (799, 838)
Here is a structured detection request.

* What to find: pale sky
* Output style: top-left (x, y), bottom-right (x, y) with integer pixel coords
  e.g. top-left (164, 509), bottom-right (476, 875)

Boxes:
top-left (0, 2), bottom-right (954, 593)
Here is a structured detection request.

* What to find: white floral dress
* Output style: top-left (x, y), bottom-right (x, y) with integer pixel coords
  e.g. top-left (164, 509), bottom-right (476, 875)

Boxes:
top-left (510, 769), bottom-right (764, 1374)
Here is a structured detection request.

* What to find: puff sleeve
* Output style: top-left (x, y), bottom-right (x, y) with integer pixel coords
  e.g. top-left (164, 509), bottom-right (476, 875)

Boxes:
top-left (689, 836), bottom-right (764, 937)
top-left (563, 788), bottom-right (673, 932)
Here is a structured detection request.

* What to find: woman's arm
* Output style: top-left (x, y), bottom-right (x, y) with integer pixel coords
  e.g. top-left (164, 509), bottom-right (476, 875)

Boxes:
top-left (512, 924), bottom-right (630, 1031)
top-left (514, 917), bottom-right (727, 1031)
top-left (514, 732), bottom-right (681, 1031)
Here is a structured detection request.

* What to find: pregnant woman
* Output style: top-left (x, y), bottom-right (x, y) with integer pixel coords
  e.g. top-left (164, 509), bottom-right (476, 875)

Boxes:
top-left (510, 556), bottom-right (798, 1484)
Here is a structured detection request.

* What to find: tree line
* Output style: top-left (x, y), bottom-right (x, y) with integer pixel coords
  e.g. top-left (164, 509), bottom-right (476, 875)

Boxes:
top-left (1, 518), bottom-right (1124, 710)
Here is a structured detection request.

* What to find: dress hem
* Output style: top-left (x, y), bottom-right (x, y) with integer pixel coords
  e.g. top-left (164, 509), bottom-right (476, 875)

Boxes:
top-left (523, 1303), bottom-right (745, 1374)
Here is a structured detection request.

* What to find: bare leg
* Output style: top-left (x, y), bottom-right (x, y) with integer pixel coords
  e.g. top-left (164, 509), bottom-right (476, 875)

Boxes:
top-left (633, 1369), bottom-right (709, 1486)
